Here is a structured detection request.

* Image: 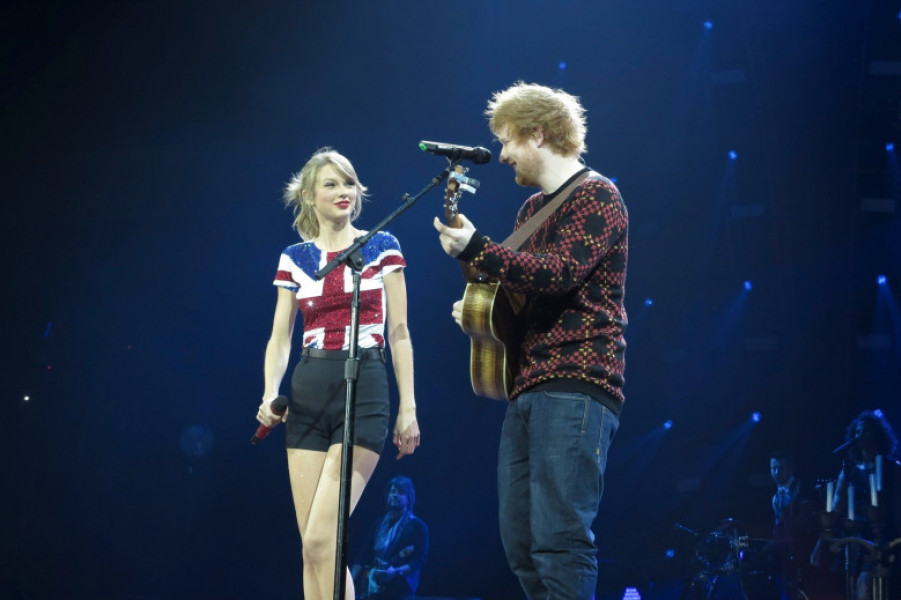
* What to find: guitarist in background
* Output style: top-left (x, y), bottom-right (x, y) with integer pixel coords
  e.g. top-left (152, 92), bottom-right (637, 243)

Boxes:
top-left (433, 81), bottom-right (628, 600)
top-left (351, 476), bottom-right (429, 600)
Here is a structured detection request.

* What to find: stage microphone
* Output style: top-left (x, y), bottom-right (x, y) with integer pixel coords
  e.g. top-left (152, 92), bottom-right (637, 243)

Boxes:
top-left (419, 140), bottom-right (491, 164)
top-left (832, 432), bottom-right (860, 454)
top-left (251, 395), bottom-right (288, 445)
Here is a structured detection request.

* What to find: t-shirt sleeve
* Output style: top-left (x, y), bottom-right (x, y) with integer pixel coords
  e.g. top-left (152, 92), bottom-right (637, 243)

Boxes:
top-left (273, 251), bottom-right (299, 292)
top-left (375, 231), bottom-right (406, 275)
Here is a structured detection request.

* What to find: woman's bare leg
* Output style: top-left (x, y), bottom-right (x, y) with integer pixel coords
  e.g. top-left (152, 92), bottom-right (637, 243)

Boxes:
top-left (288, 444), bottom-right (380, 600)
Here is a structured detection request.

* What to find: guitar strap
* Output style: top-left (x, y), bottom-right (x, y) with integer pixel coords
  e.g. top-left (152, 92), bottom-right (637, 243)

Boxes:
top-left (500, 169), bottom-right (598, 250)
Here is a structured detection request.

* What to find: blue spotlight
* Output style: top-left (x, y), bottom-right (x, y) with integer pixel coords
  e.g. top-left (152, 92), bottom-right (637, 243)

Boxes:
top-left (704, 21), bottom-right (714, 30)
top-left (610, 176), bottom-right (619, 183)
top-left (751, 411), bottom-right (762, 423)
top-left (887, 142), bottom-right (895, 152)
top-left (558, 61), bottom-right (567, 71)
top-left (878, 274), bottom-right (887, 285)
top-left (644, 298), bottom-right (654, 307)
top-left (728, 150), bottom-right (738, 160)
top-left (744, 280), bottom-right (753, 291)
top-left (875, 408), bottom-right (884, 418)
top-left (663, 419), bottom-right (674, 430)
top-left (665, 548), bottom-right (676, 558)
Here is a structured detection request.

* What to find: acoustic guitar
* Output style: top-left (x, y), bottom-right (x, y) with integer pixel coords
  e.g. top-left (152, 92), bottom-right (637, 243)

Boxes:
top-left (444, 166), bottom-right (525, 401)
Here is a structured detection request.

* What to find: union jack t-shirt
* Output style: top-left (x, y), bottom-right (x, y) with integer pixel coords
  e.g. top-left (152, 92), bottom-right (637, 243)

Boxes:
top-left (273, 231), bottom-right (406, 351)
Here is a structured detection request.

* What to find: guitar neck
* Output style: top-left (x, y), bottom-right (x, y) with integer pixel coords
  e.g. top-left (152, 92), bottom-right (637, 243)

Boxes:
top-left (443, 165), bottom-right (485, 283)
top-left (446, 213), bottom-right (463, 229)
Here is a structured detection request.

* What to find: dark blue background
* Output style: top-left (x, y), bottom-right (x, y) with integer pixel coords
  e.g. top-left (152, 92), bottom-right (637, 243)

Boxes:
top-left (3, 1), bottom-right (899, 598)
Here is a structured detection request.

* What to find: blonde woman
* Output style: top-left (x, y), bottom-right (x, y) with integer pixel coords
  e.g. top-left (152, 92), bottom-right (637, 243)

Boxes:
top-left (257, 147), bottom-right (420, 600)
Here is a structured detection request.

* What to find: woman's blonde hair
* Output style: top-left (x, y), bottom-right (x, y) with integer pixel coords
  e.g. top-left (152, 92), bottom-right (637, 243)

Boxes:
top-left (485, 81), bottom-right (587, 156)
top-left (283, 147), bottom-right (367, 240)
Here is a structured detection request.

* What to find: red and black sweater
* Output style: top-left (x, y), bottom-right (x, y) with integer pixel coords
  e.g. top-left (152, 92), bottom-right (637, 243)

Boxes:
top-left (457, 170), bottom-right (628, 414)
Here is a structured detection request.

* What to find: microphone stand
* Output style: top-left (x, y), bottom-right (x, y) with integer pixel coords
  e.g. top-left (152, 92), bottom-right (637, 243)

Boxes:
top-left (315, 159), bottom-right (461, 600)
top-left (832, 434), bottom-right (860, 454)
top-left (818, 508), bottom-right (901, 600)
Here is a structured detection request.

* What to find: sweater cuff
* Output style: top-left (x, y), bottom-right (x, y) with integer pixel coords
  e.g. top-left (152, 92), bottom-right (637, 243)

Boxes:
top-left (457, 231), bottom-right (489, 263)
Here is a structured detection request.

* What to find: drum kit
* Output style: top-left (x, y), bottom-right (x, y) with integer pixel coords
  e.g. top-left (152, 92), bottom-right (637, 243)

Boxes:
top-left (679, 518), bottom-right (807, 600)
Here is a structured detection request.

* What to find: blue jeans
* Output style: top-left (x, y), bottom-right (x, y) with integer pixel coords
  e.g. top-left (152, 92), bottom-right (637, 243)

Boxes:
top-left (498, 390), bottom-right (619, 600)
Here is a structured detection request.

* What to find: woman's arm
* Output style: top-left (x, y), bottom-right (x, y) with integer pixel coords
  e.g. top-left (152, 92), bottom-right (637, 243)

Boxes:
top-left (384, 269), bottom-right (419, 458)
top-left (258, 287), bottom-right (298, 425)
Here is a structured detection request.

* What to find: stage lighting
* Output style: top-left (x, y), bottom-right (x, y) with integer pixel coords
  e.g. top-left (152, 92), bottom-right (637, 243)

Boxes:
top-left (875, 408), bottom-right (884, 418)
top-left (878, 274), bottom-right (887, 285)
top-left (622, 587), bottom-right (642, 600)
top-left (728, 150), bottom-right (738, 160)
top-left (744, 280), bottom-right (752, 291)
top-left (887, 142), bottom-right (895, 152)
top-left (558, 61), bottom-right (567, 70)
top-left (644, 298), bottom-right (653, 306)
top-left (663, 419), bottom-right (674, 430)
top-left (704, 21), bottom-right (714, 30)
top-left (751, 412), bottom-right (762, 423)
top-left (665, 548), bottom-right (675, 558)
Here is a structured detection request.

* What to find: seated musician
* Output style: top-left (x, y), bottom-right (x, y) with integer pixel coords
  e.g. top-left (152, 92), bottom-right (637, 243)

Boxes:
top-left (351, 475), bottom-right (429, 600)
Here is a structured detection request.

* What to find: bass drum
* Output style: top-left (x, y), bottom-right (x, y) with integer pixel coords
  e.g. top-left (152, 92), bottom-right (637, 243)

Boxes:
top-left (738, 569), bottom-right (779, 600)
top-left (739, 571), bottom-right (807, 600)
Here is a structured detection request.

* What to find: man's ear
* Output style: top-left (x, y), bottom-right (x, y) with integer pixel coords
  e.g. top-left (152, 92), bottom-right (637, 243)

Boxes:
top-left (533, 127), bottom-right (545, 148)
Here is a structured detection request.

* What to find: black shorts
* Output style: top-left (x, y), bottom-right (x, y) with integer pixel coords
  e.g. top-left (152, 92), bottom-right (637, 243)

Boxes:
top-left (286, 347), bottom-right (390, 455)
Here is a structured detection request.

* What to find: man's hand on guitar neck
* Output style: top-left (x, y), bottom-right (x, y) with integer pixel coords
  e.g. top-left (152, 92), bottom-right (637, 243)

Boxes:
top-left (433, 214), bottom-right (476, 258)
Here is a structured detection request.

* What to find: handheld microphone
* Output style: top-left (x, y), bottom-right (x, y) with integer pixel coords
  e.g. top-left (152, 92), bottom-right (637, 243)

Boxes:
top-left (251, 395), bottom-right (288, 445)
top-left (419, 140), bottom-right (491, 164)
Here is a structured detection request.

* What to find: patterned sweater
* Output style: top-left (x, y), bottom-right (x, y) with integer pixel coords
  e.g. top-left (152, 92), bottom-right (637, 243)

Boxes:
top-left (457, 171), bottom-right (628, 412)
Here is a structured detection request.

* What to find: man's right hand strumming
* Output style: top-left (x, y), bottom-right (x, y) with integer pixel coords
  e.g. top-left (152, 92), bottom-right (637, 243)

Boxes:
top-left (451, 299), bottom-right (464, 328)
